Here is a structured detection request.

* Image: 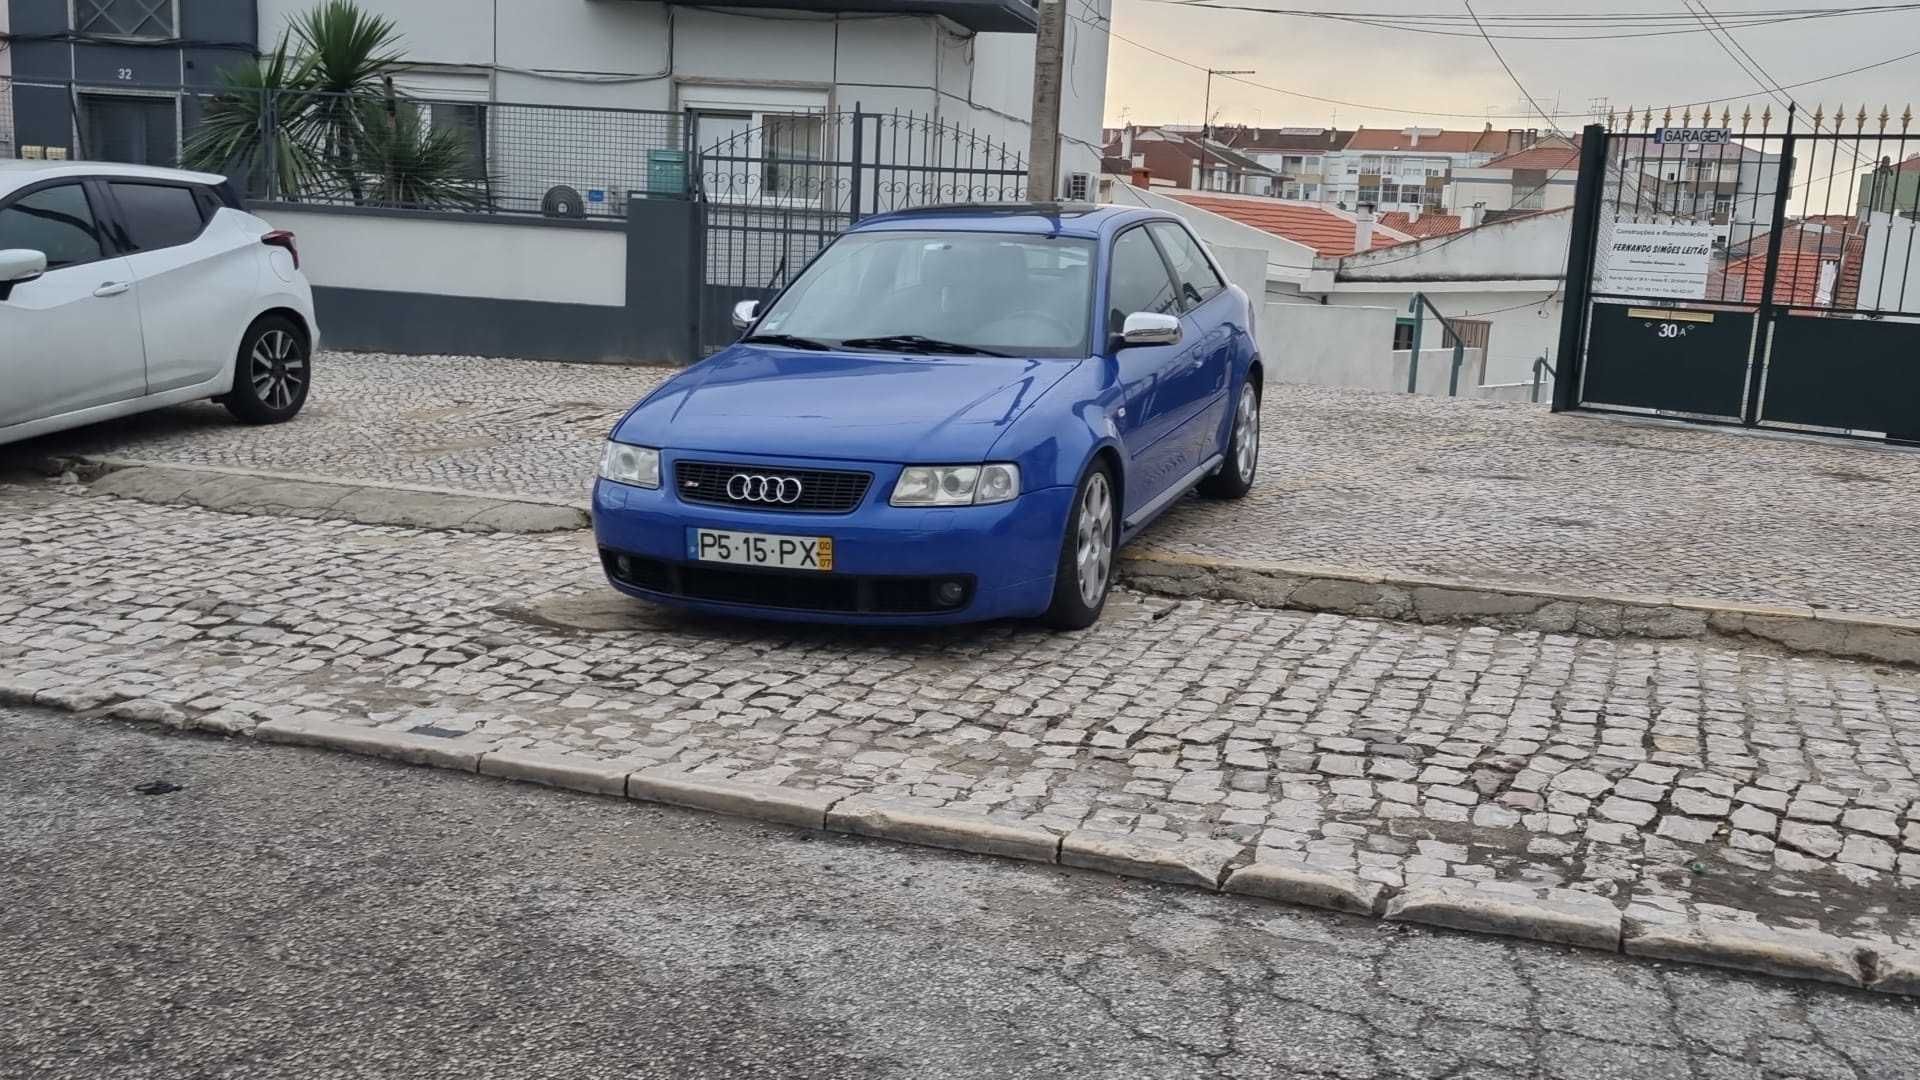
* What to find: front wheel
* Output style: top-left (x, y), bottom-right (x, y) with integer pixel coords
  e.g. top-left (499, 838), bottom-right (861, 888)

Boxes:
top-left (1200, 379), bottom-right (1259, 499)
top-left (223, 316), bottom-right (310, 425)
top-left (1041, 462), bottom-right (1118, 631)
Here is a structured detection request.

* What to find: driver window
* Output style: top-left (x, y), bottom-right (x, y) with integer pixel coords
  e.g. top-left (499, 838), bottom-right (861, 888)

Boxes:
top-left (0, 183), bottom-right (106, 269)
top-left (1106, 226), bottom-right (1179, 336)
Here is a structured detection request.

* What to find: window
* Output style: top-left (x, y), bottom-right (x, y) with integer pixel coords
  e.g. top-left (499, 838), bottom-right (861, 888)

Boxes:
top-left (108, 182), bottom-right (205, 251)
top-left (1107, 227), bottom-right (1180, 332)
top-left (1393, 319), bottom-right (1415, 351)
top-left (74, 0), bottom-right (175, 38)
top-left (427, 102), bottom-right (488, 180)
top-left (0, 184), bottom-right (106, 268)
top-left (1150, 222), bottom-right (1225, 308)
top-left (80, 94), bottom-right (178, 166)
top-left (755, 230), bottom-right (1096, 356)
top-left (762, 113), bottom-right (826, 198)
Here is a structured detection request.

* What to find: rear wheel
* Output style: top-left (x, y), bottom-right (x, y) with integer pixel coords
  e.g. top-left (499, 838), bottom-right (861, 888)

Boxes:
top-left (1041, 461), bottom-right (1117, 631)
top-left (1200, 378), bottom-right (1259, 499)
top-left (223, 316), bottom-right (310, 425)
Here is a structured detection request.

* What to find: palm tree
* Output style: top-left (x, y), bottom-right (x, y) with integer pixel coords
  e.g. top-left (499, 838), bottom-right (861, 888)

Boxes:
top-left (359, 101), bottom-right (488, 210)
top-left (183, 0), bottom-right (481, 208)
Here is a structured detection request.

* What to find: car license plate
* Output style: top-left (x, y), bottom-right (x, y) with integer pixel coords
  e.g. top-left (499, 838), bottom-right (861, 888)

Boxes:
top-left (690, 528), bottom-right (833, 572)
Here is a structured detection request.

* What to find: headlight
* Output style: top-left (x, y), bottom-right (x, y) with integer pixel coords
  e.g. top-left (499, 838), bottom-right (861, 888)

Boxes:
top-left (891, 463), bottom-right (1020, 507)
top-left (598, 441), bottom-right (661, 489)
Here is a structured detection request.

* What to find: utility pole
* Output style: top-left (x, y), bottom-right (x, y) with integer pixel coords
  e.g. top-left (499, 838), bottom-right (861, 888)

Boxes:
top-left (1027, 0), bottom-right (1068, 201)
top-left (1199, 68), bottom-right (1253, 191)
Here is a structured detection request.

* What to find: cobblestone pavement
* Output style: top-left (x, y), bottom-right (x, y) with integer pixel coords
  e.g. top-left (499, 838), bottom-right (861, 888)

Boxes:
top-left (5, 486), bottom-right (1920, 974)
top-left (15, 706), bottom-right (1920, 1080)
top-left (6, 351), bottom-right (1915, 620)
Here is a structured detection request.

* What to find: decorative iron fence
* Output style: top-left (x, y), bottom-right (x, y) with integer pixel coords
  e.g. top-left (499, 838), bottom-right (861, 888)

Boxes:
top-left (1556, 102), bottom-right (1920, 443)
top-left (0, 75), bottom-right (689, 218)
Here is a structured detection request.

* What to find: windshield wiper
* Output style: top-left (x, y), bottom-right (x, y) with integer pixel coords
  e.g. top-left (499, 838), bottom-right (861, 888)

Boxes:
top-left (839, 334), bottom-right (1008, 357)
top-left (742, 333), bottom-right (832, 351)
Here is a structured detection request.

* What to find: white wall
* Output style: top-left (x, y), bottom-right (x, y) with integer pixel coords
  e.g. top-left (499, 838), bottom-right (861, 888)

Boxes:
top-left (255, 0), bottom-right (1109, 187)
top-left (1209, 244), bottom-right (1268, 301)
top-left (1859, 212), bottom-right (1920, 314)
top-left (1326, 288), bottom-right (1560, 385)
top-left (258, 209), bottom-right (626, 307)
top-left (1258, 301), bottom-right (1400, 390)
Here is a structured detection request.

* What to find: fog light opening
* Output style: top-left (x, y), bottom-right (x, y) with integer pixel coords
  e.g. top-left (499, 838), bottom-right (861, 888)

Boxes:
top-left (936, 580), bottom-right (966, 607)
top-left (615, 555), bottom-right (633, 578)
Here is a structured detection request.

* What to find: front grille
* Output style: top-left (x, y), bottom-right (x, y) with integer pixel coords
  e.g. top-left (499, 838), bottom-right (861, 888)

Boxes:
top-left (601, 549), bottom-right (973, 615)
top-left (674, 460), bottom-right (872, 514)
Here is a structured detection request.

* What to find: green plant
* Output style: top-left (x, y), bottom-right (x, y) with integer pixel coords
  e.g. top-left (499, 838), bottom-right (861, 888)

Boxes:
top-left (183, 0), bottom-right (483, 209)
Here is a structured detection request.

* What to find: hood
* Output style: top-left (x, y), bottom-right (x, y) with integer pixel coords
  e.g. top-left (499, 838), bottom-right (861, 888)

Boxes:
top-left (616, 345), bottom-right (1082, 462)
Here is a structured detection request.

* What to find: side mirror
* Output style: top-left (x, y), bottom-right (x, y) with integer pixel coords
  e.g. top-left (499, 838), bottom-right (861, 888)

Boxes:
top-left (731, 300), bottom-right (760, 330)
top-left (0, 249), bottom-right (47, 301)
top-left (1119, 311), bottom-right (1181, 347)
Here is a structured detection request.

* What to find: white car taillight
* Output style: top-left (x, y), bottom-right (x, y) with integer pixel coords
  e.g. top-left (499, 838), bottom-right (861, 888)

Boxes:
top-left (261, 230), bottom-right (300, 270)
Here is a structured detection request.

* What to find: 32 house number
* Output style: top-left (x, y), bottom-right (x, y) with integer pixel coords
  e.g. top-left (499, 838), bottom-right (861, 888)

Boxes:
top-left (117, 68), bottom-right (134, 81)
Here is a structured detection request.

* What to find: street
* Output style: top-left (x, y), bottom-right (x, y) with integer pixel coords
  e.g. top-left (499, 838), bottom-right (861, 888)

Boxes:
top-left (6, 704), bottom-right (1919, 1080)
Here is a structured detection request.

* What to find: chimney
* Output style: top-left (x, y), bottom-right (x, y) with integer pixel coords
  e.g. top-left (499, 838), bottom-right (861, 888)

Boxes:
top-left (1408, 205), bottom-right (1422, 223)
top-left (1121, 125), bottom-right (1134, 160)
top-left (1131, 165), bottom-right (1151, 188)
top-left (1463, 203), bottom-right (1485, 229)
top-left (1354, 209), bottom-right (1376, 252)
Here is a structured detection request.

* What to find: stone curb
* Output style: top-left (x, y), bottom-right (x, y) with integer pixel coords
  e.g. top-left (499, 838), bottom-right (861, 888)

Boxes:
top-left (1384, 884), bottom-right (1624, 951)
top-left (1624, 919), bottom-right (1869, 988)
top-left (71, 461), bottom-right (588, 535)
top-left (478, 748), bottom-right (631, 797)
top-left (252, 716), bottom-right (486, 773)
top-left (16, 690), bottom-right (1920, 998)
top-left (1223, 862), bottom-right (1383, 915)
top-left (826, 797), bottom-right (1062, 863)
top-left (1117, 549), bottom-right (1920, 667)
top-left (1059, 831), bottom-right (1241, 890)
top-left (628, 770), bottom-right (841, 831)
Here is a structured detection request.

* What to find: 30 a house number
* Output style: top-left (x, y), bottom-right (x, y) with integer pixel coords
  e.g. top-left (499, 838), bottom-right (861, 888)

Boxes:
top-left (1654, 322), bottom-right (1691, 339)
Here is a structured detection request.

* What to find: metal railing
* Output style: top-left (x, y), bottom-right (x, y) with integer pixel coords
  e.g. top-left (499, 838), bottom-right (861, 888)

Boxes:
top-left (0, 75), bottom-right (689, 219)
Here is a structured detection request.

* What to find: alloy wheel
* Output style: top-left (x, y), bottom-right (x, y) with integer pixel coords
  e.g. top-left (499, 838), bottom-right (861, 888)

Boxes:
top-left (1234, 384), bottom-right (1260, 482)
top-left (250, 329), bottom-right (306, 412)
top-left (1075, 472), bottom-right (1114, 608)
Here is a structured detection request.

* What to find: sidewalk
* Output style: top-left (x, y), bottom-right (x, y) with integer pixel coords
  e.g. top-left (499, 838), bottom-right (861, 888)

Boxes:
top-left (3, 488), bottom-right (1919, 994)
top-left (9, 350), bottom-right (1918, 630)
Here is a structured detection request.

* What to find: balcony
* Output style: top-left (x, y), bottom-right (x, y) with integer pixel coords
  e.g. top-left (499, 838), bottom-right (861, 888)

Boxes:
top-left (657, 0), bottom-right (1036, 32)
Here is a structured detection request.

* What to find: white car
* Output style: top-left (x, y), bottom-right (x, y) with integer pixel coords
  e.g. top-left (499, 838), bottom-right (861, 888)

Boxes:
top-left (0, 160), bottom-right (319, 445)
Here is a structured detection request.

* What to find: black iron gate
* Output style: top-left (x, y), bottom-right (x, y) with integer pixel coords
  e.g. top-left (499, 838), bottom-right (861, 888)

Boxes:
top-left (1554, 104), bottom-right (1920, 444)
top-left (692, 107), bottom-right (1029, 353)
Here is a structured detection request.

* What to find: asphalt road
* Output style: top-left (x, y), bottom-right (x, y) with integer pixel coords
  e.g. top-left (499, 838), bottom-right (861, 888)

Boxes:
top-left (4, 707), bottom-right (1919, 1080)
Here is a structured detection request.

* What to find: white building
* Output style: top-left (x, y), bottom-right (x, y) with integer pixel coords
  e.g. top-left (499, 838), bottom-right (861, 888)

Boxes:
top-left (1448, 139), bottom-right (1580, 213)
top-left (256, 0), bottom-right (1110, 203)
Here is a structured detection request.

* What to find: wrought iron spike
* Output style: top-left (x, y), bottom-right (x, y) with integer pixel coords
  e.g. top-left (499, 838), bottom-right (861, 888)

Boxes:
top-left (1642, 110), bottom-right (1654, 132)
top-left (1761, 105), bottom-right (1773, 129)
top-left (1721, 107), bottom-right (1732, 127)
top-left (1662, 106), bottom-right (1674, 127)
top-left (1682, 107), bottom-right (1693, 127)
top-left (1880, 106), bottom-right (1891, 133)
top-left (1741, 105), bottom-right (1753, 128)
top-left (1904, 105), bottom-right (1914, 133)
top-left (1812, 104), bottom-right (1825, 127)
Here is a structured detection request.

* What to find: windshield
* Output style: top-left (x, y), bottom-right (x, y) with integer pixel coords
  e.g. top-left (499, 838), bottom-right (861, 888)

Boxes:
top-left (752, 230), bottom-right (1096, 357)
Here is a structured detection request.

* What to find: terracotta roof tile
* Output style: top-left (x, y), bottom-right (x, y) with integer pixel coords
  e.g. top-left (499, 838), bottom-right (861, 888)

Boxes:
top-left (1478, 142), bottom-right (1581, 170)
top-left (1377, 211), bottom-right (1463, 238)
top-left (1170, 193), bottom-right (1400, 256)
top-left (1344, 127), bottom-right (1504, 154)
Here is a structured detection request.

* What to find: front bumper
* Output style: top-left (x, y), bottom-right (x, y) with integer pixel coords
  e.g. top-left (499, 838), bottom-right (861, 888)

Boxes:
top-left (590, 453), bottom-right (1074, 625)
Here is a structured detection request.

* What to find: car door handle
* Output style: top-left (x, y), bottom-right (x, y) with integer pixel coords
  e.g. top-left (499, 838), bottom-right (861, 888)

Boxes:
top-left (93, 281), bottom-right (131, 297)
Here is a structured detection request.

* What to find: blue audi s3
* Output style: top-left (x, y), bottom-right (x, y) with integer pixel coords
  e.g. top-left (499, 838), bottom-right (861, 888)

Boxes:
top-left (592, 203), bottom-right (1262, 629)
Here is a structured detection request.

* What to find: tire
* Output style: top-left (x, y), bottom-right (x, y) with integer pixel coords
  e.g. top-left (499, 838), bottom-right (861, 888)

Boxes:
top-left (1200, 377), bottom-right (1260, 499)
top-left (1041, 460), bottom-right (1118, 631)
top-left (224, 316), bottom-right (311, 425)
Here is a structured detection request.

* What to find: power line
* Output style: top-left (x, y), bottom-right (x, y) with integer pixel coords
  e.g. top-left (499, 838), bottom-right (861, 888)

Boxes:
top-left (1081, 12), bottom-right (1920, 125)
top-left (1144, 2), bottom-right (1920, 41)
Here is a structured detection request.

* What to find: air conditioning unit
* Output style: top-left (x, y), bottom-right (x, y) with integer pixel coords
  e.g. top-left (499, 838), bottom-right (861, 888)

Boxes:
top-left (1065, 172), bottom-right (1091, 201)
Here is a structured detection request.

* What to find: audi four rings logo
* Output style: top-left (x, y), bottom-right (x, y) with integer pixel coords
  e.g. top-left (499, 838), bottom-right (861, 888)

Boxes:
top-left (727, 473), bottom-right (805, 504)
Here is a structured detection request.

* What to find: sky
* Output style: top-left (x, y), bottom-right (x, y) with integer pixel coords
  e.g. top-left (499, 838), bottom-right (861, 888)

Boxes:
top-left (1097, 0), bottom-right (1920, 136)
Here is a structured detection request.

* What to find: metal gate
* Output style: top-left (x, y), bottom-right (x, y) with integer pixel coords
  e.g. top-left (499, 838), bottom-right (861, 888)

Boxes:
top-left (693, 107), bottom-right (1029, 353)
top-left (1554, 104), bottom-right (1920, 444)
